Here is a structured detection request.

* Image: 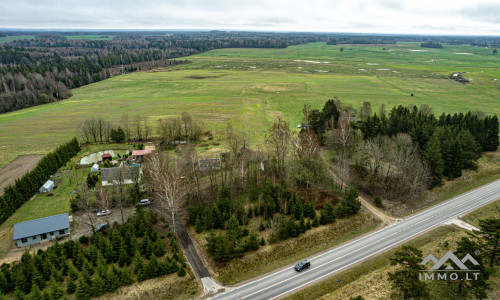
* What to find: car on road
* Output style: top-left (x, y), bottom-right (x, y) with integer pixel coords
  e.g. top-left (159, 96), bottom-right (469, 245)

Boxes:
top-left (96, 210), bottom-right (111, 216)
top-left (295, 260), bottom-right (311, 272)
top-left (138, 199), bottom-right (151, 206)
top-left (96, 223), bottom-right (108, 232)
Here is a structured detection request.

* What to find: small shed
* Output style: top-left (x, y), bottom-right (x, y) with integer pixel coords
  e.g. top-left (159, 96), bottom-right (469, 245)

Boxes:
top-left (39, 180), bottom-right (54, 193)
top-left (91, 164), bottom-right (99, 173)
top-left (102, 153), bottom-right (112, 162)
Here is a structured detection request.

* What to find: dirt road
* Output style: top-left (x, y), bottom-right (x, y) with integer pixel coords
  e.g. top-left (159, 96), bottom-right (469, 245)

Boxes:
top-left (0, 155), bottom-right (43, 195)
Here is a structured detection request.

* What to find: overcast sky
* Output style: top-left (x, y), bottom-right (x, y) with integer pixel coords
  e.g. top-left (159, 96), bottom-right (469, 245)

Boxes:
top-left (1, 0), bottom-right (499, 35)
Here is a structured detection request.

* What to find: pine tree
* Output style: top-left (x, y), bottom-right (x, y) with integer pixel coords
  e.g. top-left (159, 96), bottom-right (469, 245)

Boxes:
top-left (118, 247), bottom-right (131, 267)
top-left (177, 267), bottom-right (186, 277)
top-left (423, 133), bottom-right (444, 188)
top-left (154, 240), bottom-right (167, 257)
top-left (66, 280), bottom-right (76, 295)
top-left (195, 217), bottom-right (203, 233)
top-left (75, 279), bottom-right (91, 300)
top-left (293, 200), bottom-right (303, 221)
top-left (147, 254), bottom-right (159, 278)
top-left (119, 267), bottom-right (134, 286)
top-left (312, 215), bottom-right (320, 227)
top-left (29, 283), bottom-right (42, 300)
top-left (49, 277), bottom-right (63, 299)
top-left (106, 267), bottom-right (120, 293)
top-left (91, 275), bottom-right (107, 297)
top-left (388, 246), bottom-right (429, 300)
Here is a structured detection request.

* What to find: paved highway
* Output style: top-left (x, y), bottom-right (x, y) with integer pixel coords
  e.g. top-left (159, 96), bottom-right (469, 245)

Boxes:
top-left (211, 179), bottom-right (500, 300)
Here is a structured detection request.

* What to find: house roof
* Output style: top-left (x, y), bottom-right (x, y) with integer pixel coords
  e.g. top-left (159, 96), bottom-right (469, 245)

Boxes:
top-left (132, 150), bottom-right (152, 156)
top-left (13, 213), bottom-right (69, 240)
top-left (102, 153), bottom-right (112, 158)
top-left (101, 166), bottom-right (140, 182)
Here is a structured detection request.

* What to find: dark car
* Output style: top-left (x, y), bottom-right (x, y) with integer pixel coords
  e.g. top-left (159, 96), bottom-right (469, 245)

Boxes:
top-left (96, 223), bottom-right (109, 232)
top-left (295, 260), bottom-right (311, 272)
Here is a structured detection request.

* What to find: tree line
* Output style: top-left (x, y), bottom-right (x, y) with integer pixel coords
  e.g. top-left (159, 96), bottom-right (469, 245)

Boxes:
top-left (359, 105), bottom-right (499, 187)
top-left (0, 209), bottom-right (188, 299)
top-left (0, 138), bottom-right (80, 225)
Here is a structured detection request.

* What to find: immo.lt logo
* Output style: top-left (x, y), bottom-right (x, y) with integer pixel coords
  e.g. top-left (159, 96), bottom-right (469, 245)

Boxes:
top-left (419, 250), bottom-right (480, 281)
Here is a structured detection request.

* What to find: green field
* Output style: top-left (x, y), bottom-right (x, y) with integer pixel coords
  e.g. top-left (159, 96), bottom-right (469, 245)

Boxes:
top-left (66, 35), bottom-right (115, 40)
top-left (0, 35), bottom-right (35, 43)
top-left (0, 42), bottom-right (499, 167)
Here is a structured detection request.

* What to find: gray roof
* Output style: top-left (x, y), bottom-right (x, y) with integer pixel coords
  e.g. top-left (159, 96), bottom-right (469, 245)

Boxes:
top-left (13, 213), bottom-right (69, 240)
top-left (101, 166), bottom-right (140, 182)
top-left (41, 180), bottom-right (54, 189)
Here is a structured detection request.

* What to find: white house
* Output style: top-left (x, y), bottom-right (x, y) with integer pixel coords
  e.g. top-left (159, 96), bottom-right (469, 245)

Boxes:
top-left (91, 164), bottom-right (99, 173)
top-left (39, 180), bottom-right (55, 193)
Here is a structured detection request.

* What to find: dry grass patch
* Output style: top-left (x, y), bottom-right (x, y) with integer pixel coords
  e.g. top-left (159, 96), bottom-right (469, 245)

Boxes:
top-left (96, 271), bottom-right (200, 300)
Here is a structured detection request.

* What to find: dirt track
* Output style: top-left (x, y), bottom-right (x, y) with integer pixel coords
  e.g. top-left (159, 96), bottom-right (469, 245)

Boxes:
top-left (0, 155), bottom-right (43, 195)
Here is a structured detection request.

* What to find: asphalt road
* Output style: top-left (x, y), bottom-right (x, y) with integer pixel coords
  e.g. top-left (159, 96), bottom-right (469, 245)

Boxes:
top-left (211, 179), bottom-right (500, 300)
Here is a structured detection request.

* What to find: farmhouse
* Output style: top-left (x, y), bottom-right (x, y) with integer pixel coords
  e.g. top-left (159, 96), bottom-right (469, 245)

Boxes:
top-left (101, 166), bottom-right (141, 186)
top-left (39, 180), bottom-right (54, 193)
top-left (13, 213), bottom-right (70, 247)
top-left (130, 149), bottom-right (152, 163)
top-left (199, 158), bottom-right (221, 171)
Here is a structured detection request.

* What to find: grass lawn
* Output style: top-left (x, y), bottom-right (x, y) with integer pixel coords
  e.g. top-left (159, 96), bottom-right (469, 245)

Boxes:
top-left (0, 42), bottom-right (499, 168)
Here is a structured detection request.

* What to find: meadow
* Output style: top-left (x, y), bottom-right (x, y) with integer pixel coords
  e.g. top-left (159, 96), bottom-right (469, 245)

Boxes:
top-left (0, 35), bottom-right (35, 43)
top-left (0, 42), bottom-right (499, 167)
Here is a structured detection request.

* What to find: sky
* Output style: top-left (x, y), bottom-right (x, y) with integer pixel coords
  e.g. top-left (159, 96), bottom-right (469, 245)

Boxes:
top-left (1, 0), bottom-right (499, 35)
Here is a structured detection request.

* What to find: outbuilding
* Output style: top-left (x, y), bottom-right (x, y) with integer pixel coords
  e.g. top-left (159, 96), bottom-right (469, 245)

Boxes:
top-left (130, 150), bottom-right (152, 163)
top-left (91, 164), bottom-right (99, 173)
top-left (39, 180), bottom-right (54, 193)
top-left (102, 153), bottom-right (112, 162)
top-left (13, 213), bottom-right (70, 247)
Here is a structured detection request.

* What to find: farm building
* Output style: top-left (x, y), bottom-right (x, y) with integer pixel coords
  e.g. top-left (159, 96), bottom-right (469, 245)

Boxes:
top-left (91, 163), bottom-right (99, 172)
top-left (101, 166), bottom-right (141, 186)
top-left (39, 180), bottom-right (54, 193)
top-left (102, 153), bottom-right (112, 162)
top-left (199, 158), bottom-right (221, 171)
top-left (13, 213), bottom-right (70, 247)
top-left (130, 149), bottom-right (152, 163)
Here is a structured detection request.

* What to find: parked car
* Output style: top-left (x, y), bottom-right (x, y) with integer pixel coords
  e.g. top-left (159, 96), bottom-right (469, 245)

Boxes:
top-left (138, 199), bottom-right (151, 206)
top-left (97, 210), bottom-right (111, 216)
top-left (295, 260), bottom-right (311, 272)
top-left (96, 223), bottom-right (108, 232)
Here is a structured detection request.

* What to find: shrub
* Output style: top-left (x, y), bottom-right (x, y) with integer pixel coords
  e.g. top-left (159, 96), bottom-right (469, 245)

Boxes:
top-left (78, 235), bottom-right (89, 244)
top-left (374, 196), bottom-right (382, 207)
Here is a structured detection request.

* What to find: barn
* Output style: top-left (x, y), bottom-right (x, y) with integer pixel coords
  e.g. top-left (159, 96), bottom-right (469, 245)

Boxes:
top-left (13, 213), bottom-right (70, 247)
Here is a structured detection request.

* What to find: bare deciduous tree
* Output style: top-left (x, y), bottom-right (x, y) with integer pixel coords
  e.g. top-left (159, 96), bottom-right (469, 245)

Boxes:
top-left (266, 117), bottom-right (292, 178)
top-left (75, 184), bottom-right (96, 233)
top-left (121, 113), bottom-right (131, 142)
top-left (95, 183), bottom-right (111, 225)
top-left (144, 151), bottom-right (186, 234)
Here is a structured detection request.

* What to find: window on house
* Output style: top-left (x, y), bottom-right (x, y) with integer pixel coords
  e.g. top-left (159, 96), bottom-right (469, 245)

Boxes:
top-left (59, 229), bottom-right (65, 235)
top-left (50, 232), bottom-right (54, 235)
top-left (41, 233), bottom-right (47, 239)
top-left (32, 236), bottom-right (37, 240)
top-left (21, 238), bottom-right (27, 243)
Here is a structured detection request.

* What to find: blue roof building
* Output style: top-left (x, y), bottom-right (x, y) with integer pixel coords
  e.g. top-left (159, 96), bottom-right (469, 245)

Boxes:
top-left (13, 213), bottom-right (70, 247)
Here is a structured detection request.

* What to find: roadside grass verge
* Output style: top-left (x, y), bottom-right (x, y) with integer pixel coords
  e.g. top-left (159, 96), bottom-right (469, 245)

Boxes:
top-left (191, 209), bottom-right (379, 285)
top-left (464, 199), bottom-right (500, 227)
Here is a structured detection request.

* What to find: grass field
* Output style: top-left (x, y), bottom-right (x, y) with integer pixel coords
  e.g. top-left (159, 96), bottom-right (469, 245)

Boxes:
top-left (0, 35), bottom-right (35, 43)
top-left (0, 42), bottom-right (499, 167)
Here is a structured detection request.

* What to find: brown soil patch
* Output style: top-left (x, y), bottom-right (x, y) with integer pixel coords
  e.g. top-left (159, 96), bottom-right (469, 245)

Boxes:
top-left (0, 155), bottom-right (43, 195)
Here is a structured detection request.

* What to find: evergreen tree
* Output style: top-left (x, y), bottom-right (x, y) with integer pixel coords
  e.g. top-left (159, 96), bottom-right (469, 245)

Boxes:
top-left (423, 133), bottom-right (444, 187)
top-left (485, 115), bottom-right (499, 151)
top-left (49, 277), bottom-right (63, 299)
top-left (312, 215), bottom-right (320, 227)
top-left (341, 188), bottom-right (361, 216)
top-left (106, 267), bottom-right (120, 293)
top-left (388, 246), bottom-right (429, 300)
top-left (473, 218), bottom-right (500, 267)
top-left (293, 200), bottom-right (303, 221)
top-left (119, 267), bottom-right (134, 286)
top-left (29, 284), bottom-right (42, 300)
top-left (177, 267), bottom-right (186, 277)
top-left (320, 202), bottom-right (336, 225)
top-left (195, 217), bottom-right (203, 233)
top-left (66, 280), bottom-right (76, 295)
top-left (75, 278), bottom-right (91, 300)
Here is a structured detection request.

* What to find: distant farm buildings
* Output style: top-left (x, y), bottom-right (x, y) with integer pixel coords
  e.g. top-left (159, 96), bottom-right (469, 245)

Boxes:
top-left (13, 213), bottom-right (70, 247)
top-left (198, 158), bottom-right (221, 171)
top-left (101, 166), bottom-right (141, 186)
top-left (39, 180), bottom-right (55, 193)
